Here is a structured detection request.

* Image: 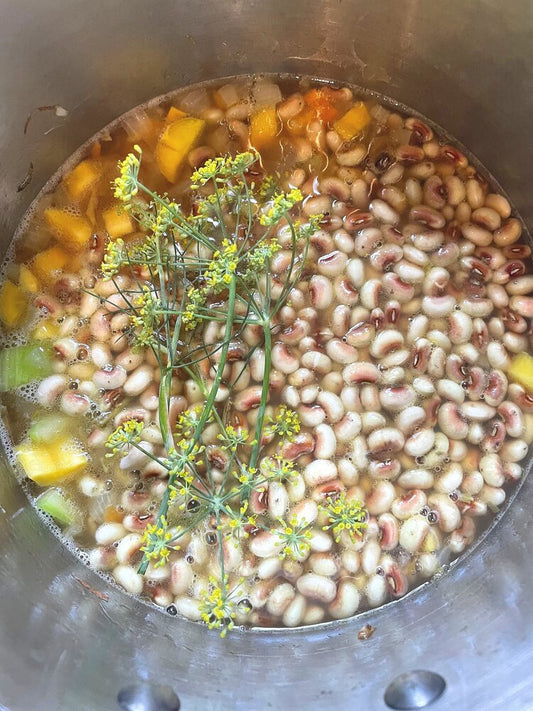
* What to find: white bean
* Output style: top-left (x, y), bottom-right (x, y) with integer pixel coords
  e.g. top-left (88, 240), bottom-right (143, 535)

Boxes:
top-left (399, 515), bottom-right (430, 553)
top-left (365, 574), bottom-right (387, 606)
top-left (169, 560), bottom-right (194, 595)
top-left (314, 423), bottom-right (337, 459)
top-left (116, 534), bottom-right (143, 564)
top-left (296, 573), bottom-right (337, 603)
top-left (329, 582), bottom-right (360, 619)
top-left (174, 597), bottom-right (202, 621)
top-left (303, 459), bottom-right (338, 486)
top-left (361, 539), bottom-right (381, 574)
top-left (95, 522), bottom-right (126, 546)
top-left (266, 582), bottom-right (296, 616)
top-left (268, 481), bottom-right (289, 518)
top-left (123, 365), bottom-right (153, 396)
top-left (257, 557), bottom-right (282, 580)
top-left (282, 594), bottom-right (307, 627)
top-left (113, 565), bottom-right (144, 594)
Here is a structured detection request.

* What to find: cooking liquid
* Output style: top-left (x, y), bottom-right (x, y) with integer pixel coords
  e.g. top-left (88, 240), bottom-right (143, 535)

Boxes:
top-left (0, 74), bottom-right (531, 629)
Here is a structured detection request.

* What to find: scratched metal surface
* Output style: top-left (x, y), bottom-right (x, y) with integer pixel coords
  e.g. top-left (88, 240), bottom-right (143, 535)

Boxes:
top-left (0, 1), bottom-right (532, 709)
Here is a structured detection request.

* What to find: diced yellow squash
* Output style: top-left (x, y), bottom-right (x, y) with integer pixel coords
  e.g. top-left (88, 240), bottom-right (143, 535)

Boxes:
top-left (90, 141), bottom-right (102, 159)
top-left (334, 102), bottom-right (371, 141)
top-left (44, 208), bottom-right (93, 252)
top-left (250, 106), bottom-right (279, 150)
top-left (156, 117), bottom-right (206, 182)
top-left (18, 265), bottom-right (40, 293)
top-left (17, 436), bottom-right (89, 486)
top-left (0, 280), bottom-right (28, 328)
top-left (508, 352), bottom-right (533, 393)
top-left (32, 318), bottom-right (60, 341)
top-left (86, 189), bottom-right (99, 226)
top-left (63, 160), bottom-right (101, 201)
top-left (165, 106), bottom-right (187, 123)
top-left (104, 505), bottom-right (124, 523)
top-left (102, 205), bottom-right (135, 239)
top-left (32, 245), bottom-right (70, 284)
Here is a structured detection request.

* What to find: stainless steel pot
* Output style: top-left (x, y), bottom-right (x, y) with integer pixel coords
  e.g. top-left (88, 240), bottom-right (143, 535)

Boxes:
top-left (1, 2), bottom-right (532, 709)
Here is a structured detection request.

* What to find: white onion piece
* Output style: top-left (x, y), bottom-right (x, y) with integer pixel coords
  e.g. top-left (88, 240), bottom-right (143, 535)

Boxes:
top-left (252, 80), bottom-right (282, 108)
top-left (122, 110), bottom-right (153, 140)
top-left (179, 87), bottom-right (211, 115)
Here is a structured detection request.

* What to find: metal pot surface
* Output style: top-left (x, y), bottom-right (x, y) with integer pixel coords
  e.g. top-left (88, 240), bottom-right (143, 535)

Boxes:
top-left (0, 1), bottom-right (532, 709)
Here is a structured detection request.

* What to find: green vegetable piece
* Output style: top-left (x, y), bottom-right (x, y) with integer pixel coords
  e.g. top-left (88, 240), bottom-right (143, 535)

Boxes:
top-left (36, 488), bottom-right (79, 527)
top-left (0, 341), bottom-right (53, 391)
top-left (29, 413), bottom-right (70, 445)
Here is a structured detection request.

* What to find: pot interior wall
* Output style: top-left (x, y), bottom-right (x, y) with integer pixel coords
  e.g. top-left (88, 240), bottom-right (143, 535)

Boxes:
top-left (0, 1), bottom-right (532, 710)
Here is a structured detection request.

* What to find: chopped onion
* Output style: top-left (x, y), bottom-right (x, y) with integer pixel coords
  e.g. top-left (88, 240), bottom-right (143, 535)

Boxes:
top-left (370, 103), bottom-right (390, 125)
top-left (88, 490), bottom-right (117, 523)
top-left (122, 110), bottom-right (153, 141)
top-left (252, 80), bottom-right (282, 108)
top-left (390, 127), bottom-right (413, 145)
top-left (179, 88), bottom-right (211, 115)
top-left (215, 83), bottom-right (242, 109)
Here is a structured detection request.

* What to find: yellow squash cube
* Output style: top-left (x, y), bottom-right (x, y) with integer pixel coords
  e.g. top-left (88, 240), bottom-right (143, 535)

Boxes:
top-left (86, 189), bottom-right (99, 226)
top-left (32, 245), bottom-right (70, 284)
top-left (334, 102), bottom-right (371, 141)
top-left (63, 160), bottom-right (101, 201)
top-left (156, 117), bottom-right (206, 183)
top-left (17, 436), bottom-right (89, 486)
top-left (0, 280), bottom-right (28, 328)
top-left (44, 208), bottom-right (93, 251)
top-left (32, 318), bottom-right (60, 341)
top-left (18, 265), bottom-right (40, 293)
top-left (250, 106), bottom-right (278, 151)
top-left (508, 352), bottom-right (533, 393)
top-left (103, 205), bottom-right (135, 239)
top-left (165, 106), bottom-right (188, 123)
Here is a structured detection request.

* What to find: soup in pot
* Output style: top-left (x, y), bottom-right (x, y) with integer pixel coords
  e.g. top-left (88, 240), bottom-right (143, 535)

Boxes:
top-left (1, 75), bottom-right (532, 634)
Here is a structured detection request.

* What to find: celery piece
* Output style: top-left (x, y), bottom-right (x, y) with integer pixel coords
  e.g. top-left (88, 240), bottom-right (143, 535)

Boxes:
top-left (29, 413), bottom-right (70, 444)
top-left (36, 488), bottom-right (78, 527)
top-left (0, 342), bottom-right (53, 391)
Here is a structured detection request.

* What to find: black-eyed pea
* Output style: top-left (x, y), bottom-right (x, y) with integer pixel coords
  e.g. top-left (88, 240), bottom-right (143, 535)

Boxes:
top-left (95, 522), bottom-right (126, 546)
top-left (461, 470), bottom-right (484, 496)
top-left (479, 485), bottom-right (506, 508)
top-left (418, 552), bottom-right (439, 578)
top-left (365, 574), bottom-right (387, 607)
top-left (366, 480), bottom-right (395, 516)
top-left (308, 529), bottom-right (334, 553)
top-left (113, 564), bottom-right (144, 594)
top-left (399, 515), bottom-right (430, 553)
top-left (309, 553), bottom-right (339, 577)
top-left (434, 463), bottom-right (463, 493)
top-left (427, 493), bottom-right (461, 532)
top-left (268, 481), bottom-right (289, 519)
top-left (115, 534), bottom-right (143, 565)
top-left (286, 473), bottom-right (307, 504)
top-left (341, 549), bottom-right (360, 574)
top-left (88, 546), bottom-right (117, 571)
top-left (249, 531), bottom-right (284, 559)
top-left (329, 581), bottom-right (360, 619)
top-left (296, 573), bottom-right (337, 603)
top-left (257, 557), bottom-right (282, 580)
top-left (174, 597), bottom-right (202, 621)
top-left (361, 539), bottom-right (381, 575)
top-left (282, 593), bottom-right (307, 627)
top-left (266, 582), bottom-right (296, 617)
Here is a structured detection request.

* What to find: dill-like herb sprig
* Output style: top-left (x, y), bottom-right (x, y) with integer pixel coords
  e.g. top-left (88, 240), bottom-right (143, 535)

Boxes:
top-left (99, 148), bottom-right (335, 634)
